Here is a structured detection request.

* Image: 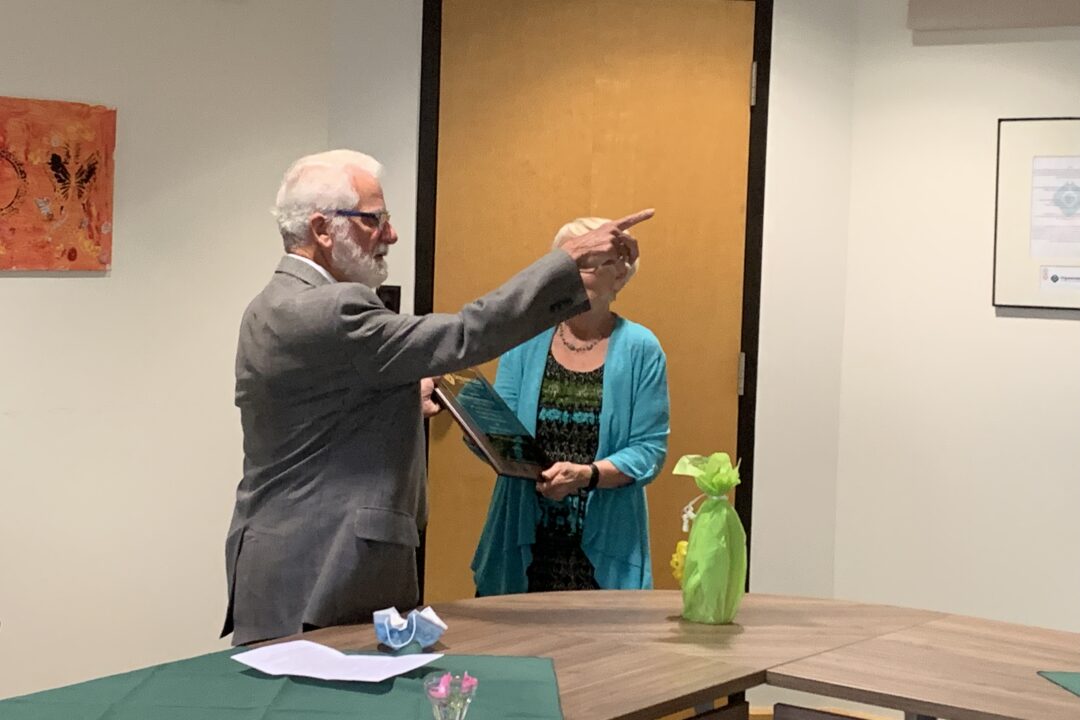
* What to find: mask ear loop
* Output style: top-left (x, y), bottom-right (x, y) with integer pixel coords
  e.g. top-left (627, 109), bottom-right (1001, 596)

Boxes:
top-left (379, 615), bottom-right (419, 649)
top-left (412, 614), bottom-right (440, 647)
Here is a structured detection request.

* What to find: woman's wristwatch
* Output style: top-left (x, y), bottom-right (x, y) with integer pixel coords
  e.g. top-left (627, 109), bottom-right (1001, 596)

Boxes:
top-left (586, 463), bottom-right (600, 492)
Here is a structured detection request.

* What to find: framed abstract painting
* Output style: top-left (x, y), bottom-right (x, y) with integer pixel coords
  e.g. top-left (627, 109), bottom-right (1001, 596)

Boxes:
top-left (0, 95), bottom-right (116, 271)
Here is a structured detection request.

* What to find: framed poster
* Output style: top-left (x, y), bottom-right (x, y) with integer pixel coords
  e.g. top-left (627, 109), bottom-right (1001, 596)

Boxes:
top-left (994, 117), bottom-right (1080, 310)
top-left (0, 95), bottom-right (116, 271)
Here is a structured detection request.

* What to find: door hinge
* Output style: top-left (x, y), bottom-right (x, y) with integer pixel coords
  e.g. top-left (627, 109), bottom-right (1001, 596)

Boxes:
top-left (750, 60), bottom-right (758, 107)
top-left (737, 351), bottom-right (746, 396)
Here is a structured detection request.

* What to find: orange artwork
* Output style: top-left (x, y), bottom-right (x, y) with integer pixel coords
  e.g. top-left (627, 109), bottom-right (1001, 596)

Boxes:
top-left (0, 95), bottom-right (116, 271)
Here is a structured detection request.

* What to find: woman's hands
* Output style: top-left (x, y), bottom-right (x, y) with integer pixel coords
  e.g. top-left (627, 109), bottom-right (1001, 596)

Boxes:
top-left (537, 462), bottom-right (592, 501)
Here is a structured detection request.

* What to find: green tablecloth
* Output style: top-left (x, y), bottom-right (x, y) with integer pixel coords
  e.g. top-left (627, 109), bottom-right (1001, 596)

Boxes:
top-left (1, 649), bottom-right (563, 719)
top-left (1039, 671), bottom-right (1080, 699)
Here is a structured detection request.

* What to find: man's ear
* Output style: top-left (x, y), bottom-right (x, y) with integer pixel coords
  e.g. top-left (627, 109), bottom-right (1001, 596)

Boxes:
top-left (309, 213), bottom-right (332, 249)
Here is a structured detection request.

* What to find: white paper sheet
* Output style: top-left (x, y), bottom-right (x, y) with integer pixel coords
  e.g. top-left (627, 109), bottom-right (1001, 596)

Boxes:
top-left (231, 640), bottom-right (442, 682)
top-left (1031, 156), bottom-right (1080, 259)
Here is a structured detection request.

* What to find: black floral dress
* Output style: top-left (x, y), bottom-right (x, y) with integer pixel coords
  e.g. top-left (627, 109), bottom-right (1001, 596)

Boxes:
top-left (526, 352), bottom-right (604, 592)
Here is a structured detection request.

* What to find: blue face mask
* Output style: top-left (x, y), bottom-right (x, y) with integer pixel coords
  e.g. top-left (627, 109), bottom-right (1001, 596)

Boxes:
top-left (373, 606), bottom-right (447, 649)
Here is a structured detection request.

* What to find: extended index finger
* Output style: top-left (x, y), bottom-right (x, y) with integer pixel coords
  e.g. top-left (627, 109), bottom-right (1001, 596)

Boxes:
top-left (613, 208), bottom-right (655, 231)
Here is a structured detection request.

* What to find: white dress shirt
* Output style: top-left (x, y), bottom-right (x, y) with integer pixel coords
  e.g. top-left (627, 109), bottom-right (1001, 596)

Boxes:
top-left (288, 253), bottom-right (336, 284)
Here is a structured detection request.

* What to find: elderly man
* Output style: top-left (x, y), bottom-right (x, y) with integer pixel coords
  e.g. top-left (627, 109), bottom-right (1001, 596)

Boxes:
top-left (222, 149), bottom-right (650, 645)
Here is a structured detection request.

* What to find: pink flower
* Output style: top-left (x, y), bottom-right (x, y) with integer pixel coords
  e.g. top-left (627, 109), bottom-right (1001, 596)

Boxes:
top-left (427, 672), bottom-right (452, 699)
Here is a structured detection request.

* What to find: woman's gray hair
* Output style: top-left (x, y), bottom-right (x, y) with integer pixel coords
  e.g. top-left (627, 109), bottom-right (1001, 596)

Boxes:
top-left (553, 216), bottom-right (639, 284)
top-left (272, 150), bottom-right (384, 251)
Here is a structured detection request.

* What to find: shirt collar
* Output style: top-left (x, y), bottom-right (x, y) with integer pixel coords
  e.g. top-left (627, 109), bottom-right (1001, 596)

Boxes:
top-left (287, 253), bottom-right (336, 284)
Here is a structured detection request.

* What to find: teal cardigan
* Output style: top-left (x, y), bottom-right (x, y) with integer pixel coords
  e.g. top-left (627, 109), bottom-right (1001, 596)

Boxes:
top-left (471, 317), bottom-right (670, 595)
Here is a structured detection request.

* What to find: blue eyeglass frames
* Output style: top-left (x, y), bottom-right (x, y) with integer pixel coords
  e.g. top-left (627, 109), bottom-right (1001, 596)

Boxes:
top-left (329, 208), bottom-right (391, 231)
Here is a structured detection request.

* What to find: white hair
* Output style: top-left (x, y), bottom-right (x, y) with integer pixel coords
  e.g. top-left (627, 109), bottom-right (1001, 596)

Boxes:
top-left (553, 216), bottom-right (639, 284)
top-left (273, 149), bottom-right (384, 251)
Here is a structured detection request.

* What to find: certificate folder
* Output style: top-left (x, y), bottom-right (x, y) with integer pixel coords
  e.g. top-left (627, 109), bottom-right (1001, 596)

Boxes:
top-left (433, 368), bottom-right (548, 480)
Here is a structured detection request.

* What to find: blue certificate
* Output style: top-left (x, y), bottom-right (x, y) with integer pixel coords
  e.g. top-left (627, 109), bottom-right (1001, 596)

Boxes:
top-left (434, 368), bottom-right (548, 480)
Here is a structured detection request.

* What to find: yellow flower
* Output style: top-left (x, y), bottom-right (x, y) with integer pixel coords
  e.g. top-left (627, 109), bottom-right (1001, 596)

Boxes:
top-left (670, 540), bottom-right (688, 584)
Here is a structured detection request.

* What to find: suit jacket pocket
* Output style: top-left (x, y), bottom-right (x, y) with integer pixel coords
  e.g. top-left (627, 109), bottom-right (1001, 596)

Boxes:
top-left (354, 506), bottom-right (420, 547)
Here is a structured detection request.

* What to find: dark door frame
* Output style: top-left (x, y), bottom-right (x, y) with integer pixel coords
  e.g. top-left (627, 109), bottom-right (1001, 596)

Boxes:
top-left (414, 0), bottom-right (773, 595)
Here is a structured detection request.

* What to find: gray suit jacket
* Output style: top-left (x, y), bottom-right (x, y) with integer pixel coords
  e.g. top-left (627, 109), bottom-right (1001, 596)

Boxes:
top-left (222, 251), bottom-right (587, 645)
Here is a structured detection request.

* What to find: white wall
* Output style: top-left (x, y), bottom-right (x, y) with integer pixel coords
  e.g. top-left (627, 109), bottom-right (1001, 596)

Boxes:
top-left (329, 0), bottom-right (423, 313)
top-left (751, 0), bottom-right (1080, 713)
top-left (756, 0), bottom-right (1080, 634)
top-left (747, 1), bottom-right (873, 714)
top-left (750, 0), bottom-right (855, 600)
top-left (833, 0), bottom-right (1080, 630)
top-left (0, 0), bottom-right (425, 699)
top-left (0, 0), bottom-right (332, 699)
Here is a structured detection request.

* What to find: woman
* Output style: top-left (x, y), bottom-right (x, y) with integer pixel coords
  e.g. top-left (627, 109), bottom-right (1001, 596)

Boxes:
top-left (471, 217), bottom-right (670, 595)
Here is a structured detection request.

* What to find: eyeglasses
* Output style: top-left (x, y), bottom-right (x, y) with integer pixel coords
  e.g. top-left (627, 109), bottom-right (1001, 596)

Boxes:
top-left (330, 208), bottom-right (391, 232)
top-left (580, 257), bottom-right (630, 274)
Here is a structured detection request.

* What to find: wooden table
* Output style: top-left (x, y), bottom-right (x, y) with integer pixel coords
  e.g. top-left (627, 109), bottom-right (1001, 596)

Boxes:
top-left (768, 613), bottom-right (1080, 720)
top-left (299, 590), bottom-right (1077, 719)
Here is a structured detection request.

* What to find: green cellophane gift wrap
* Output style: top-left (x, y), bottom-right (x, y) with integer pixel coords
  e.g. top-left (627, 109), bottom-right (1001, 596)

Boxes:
top-left (674, 452), bottom-right (747, 624)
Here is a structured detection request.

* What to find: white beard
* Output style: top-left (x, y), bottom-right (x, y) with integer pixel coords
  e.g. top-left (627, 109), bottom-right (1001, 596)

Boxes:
top-left (330, 223), bottom-right (388, 287)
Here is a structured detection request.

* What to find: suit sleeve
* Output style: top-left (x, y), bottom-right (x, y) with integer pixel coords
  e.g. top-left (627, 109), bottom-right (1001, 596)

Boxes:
top-left (338, 250), bottom-right (587, 386)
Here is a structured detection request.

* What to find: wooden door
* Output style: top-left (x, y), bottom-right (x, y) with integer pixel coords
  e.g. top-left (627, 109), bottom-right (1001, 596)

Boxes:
top-left (426, 0), bottom-right (754, 601)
